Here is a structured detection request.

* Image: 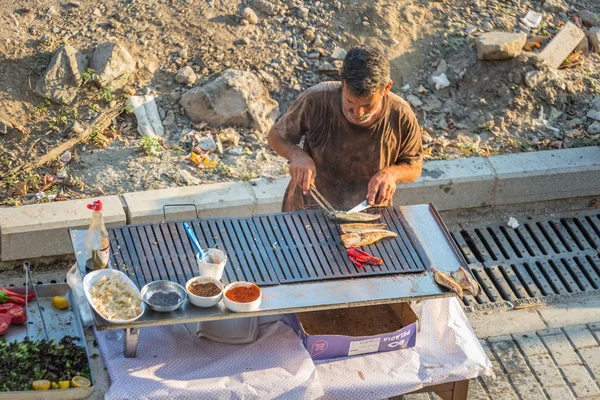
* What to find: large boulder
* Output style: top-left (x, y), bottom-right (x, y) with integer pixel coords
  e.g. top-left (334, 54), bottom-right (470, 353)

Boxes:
top-left (589, 27), bottom-right (600, 53)
top-left (543, 0), bottom-right (569, 13)
top-left (91, 42), bottom-right (135, 89)
top-left (35, 45), bottom-right (88, 104)
top-left (179, 69), bottom-right (279, 133)
top-left (476, 32), bottom-right (527, 60)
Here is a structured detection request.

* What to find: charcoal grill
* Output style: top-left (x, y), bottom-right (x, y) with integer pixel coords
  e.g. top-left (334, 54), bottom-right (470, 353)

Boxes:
top-left (70, 204), bottom-right (463, 357)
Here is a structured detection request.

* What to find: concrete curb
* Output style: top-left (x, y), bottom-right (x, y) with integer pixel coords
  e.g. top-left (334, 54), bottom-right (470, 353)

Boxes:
top-left (1, 147), bottom-right (599, 261)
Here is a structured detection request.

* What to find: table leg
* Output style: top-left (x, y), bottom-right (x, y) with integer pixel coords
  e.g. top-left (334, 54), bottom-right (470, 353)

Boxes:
top-left (124, 328), bottom-right (140, 358)
top-left (451, 379), bottom-right (470, 400)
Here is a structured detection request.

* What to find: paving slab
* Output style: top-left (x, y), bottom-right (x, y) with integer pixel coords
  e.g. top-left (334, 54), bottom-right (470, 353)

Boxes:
top-left (539, 22), bottom-right (586, 68)
top-left (481, 361), bottom-right (518, 398)
top-left (541, 332), bottom-right (581, 366)
top-left (513, 333), bottom-right (547, 357)
top-left (537, 299), bottom-right (600, 328)
top-left (564, 325), bottom-right (599, 349)
top-left (492, 341), bottom-right (530, 374)
top-left (251, 177), bottom-right (290, 215)
top-left (0, 196), bottom-right (125, 261)
top-left (487, 147), bottom-right (600, 205)
top-left (578, 347), bottom-right (600, 379)
top-left (528, 353), bottom-right (565, 388)
top-left (509, 373), bottom-right (546, 400)
top-left (468, 378), bottom-right (490, 400)
top-left (122, 182), bottom-right (256, 224)
top-left (544, 385), bottom-right (575, 400)
top-left (469, 308), bottom-right (547, 338)
top-left (560, 364), bottom-right (600, 397)
top-left (393, 157), bottom-right (495, 210)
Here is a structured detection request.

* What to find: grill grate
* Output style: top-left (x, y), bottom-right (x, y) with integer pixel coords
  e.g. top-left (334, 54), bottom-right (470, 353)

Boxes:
top-left (451, 210), bottom-right (600, 307)
top-left (107, 207), bottom-right (428, 288)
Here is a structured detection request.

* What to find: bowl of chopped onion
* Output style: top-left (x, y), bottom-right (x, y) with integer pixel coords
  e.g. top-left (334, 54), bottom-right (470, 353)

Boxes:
top-left (83, 269), bottom-right (145, 324)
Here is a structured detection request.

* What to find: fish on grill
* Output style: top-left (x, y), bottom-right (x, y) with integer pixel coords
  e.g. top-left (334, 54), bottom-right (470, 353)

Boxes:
top-left (433, 269), bottom-right (464, 299)
top-left (340, 223), bottom-right (388, 234)
top-left (341, 230), bottom-right (398, 248)
top-left (452, 267), bottom-right (480, 296)
top-left (332, 211), bottom-right (381, 222)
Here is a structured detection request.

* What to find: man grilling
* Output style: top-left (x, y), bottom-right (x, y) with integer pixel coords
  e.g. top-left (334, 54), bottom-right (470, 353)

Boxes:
top-left (268, 45), bottom-right (424, 212)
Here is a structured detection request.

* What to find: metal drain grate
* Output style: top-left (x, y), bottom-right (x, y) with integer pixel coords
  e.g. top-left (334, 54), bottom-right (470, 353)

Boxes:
top-left (451, 210), bottom-right (600, 306)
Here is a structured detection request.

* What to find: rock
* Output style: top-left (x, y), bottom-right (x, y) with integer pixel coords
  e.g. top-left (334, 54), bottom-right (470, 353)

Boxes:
top-left (565, 118), bottom-right (585, 128)
top-left (253, 0), bottom-right (278, 16)
top-left (227, 146), bottom-right (244, 156)
top-left (242, 7), bottom-right (259, 24)
top-left (91, 42), bottom-right (135, 89)
top-left (162, 110), bottom-right (175, 126)
top-left (199, 134), bottom-right (217, 152)
top-left (179, 69), bottom-right (279, 133)
top-left (576, 37), bottom-right (589, 53)
top-left (177, 170), bottom-right (201, 185)
top-left (524, 70), bottom-right (545, 88)
top-left (217, 127), bottom-right (241, 149)
top-left (35, 45), bottom-right (88, 104)
top-left (331, 46), bottom-right (346, 60)
top-left (589, 27), bottom-right (600, 53)
top-left (318, 61), bottom-right (337, 73)
top-left (591, 96), bottom-right (600, 111)
top-left (587, 110), bottom-right (600, 121)
top-left (588, 121), bottom-right (600, 134)
top-left (0, 119), bottom-right (13, 135)
top-left (303, 28), bottom-right (315, 42)
top-left (580, 10), bottom-right (600, 27)
top-left (476, 32), bottom-right (527, 60)
top-left (298, 7), bottom-right (309, 19)
top-left (539, 22), bottom-right (585, 68)
top-left (406, 95), bottom-right (422, 108)
top-left (170, 90), bottom-right (182, 101)
top-left (543, 0), bottom-right (569, 13)
top-left (175, 66), bottom-right (197, 85)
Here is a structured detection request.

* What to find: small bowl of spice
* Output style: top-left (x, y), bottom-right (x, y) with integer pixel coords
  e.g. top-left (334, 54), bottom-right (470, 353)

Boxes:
top-left (186, 276), bottom-right (224, 308)
top-left (223, 282), bottom-right (262, 312)
top-left (141, 280), bottom-right (186, 312)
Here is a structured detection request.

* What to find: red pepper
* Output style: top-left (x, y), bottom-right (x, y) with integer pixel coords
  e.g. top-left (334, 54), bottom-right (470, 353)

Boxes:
top-left (346, 248), bottom-right (383, 266)
top-left (0, 291), bottom-right (26, 306)
top-left (0, 287), bottom-right (35, 300)
top-left (0, 314), bottom-right (11, 335)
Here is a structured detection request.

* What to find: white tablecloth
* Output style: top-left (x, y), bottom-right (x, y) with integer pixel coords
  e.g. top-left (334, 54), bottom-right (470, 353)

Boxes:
top-left (96, 298), bottom-right (492, 399)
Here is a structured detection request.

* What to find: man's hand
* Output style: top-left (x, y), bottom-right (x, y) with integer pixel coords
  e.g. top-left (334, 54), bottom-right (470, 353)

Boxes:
top-left (367, 168), bottom-right (397, 205)
top-left (289, 153), bottom-right (316, 195)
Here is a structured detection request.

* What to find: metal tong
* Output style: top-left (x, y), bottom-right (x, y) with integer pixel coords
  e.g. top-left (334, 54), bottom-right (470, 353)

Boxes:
top-left (23, 261), bottom-right (49, 341)
top-left (309, 184), bottom-right (338, 216)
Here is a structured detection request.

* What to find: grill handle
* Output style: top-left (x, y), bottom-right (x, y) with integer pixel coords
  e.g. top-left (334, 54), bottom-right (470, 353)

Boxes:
top-left (162, 204), bottom-right (199, 221)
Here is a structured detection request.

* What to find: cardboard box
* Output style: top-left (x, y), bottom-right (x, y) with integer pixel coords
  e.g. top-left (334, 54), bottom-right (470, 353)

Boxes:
top-left (285, 303), bottom-right (419, 360)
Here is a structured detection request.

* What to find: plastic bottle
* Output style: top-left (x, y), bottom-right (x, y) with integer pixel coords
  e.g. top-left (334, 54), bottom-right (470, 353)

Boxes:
top-left (84, 200), bottom-right (110, 270)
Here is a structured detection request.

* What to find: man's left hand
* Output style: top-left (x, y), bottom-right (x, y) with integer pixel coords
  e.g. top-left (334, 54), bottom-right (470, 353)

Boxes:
top-left (367, 168), bottom-right (397, 205)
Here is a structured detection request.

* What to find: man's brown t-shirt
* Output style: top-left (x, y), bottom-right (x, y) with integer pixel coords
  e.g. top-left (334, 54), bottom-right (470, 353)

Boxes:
top-left (275, 82), bottom-right (423, 212)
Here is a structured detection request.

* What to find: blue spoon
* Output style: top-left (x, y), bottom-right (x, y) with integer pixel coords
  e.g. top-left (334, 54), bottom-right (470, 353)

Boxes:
top-left (184, 223), bottom-right (209, 262)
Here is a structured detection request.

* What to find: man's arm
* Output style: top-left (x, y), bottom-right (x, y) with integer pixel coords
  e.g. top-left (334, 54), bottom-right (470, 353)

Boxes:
top-left (366, 161), bottom-right (422, 205)
top-left (267, 121), bottom-right (316, 196)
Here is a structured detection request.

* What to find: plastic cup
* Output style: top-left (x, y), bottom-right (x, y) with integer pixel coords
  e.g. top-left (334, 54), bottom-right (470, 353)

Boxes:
top-left (195, 248), bottom-right (227, 280)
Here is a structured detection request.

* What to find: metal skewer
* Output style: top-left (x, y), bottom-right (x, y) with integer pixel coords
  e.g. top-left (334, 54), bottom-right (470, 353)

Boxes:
top-left (23, 262), bottom-right (49, 341)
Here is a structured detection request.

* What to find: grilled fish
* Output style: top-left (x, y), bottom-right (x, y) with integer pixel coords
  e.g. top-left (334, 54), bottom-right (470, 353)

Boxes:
top-left (340, 223), bottom-right (388, 234)
top-left (452, 267), bottom-right (480, 296)
top-left (341, 231), bottom-right (398, 248)
top-left (433, 269), bottom-right (464, 299)
top-left (332, 211), bottom-right (381, 222)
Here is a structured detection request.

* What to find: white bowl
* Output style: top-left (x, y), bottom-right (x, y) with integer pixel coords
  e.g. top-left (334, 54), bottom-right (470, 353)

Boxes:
top-left (82, 269), bottom-right (145, 324)
top-left (223, 282), bottom-right (262, 313)
top-left (186, 276), bottom-right (224, 308)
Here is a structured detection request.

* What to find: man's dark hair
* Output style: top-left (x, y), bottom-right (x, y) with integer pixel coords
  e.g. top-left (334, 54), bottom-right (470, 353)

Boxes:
top-left (340, 45), bottom-right (390, 97)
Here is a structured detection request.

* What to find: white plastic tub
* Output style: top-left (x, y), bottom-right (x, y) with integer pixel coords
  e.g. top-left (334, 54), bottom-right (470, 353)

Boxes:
top-left (195, 248), bottom-right (227, 280)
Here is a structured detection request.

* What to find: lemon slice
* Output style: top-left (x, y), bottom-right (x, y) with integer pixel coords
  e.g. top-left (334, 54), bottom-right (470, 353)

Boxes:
top-left (32, 380), bottom-right (51, 390)
top-left (51, 296), bottom-right (69, 310)
top-left (71, 376), bottom-right (91, 388)
top-left (59, 380), bottom-right (71, 389)
top-left (51, 382), bottom-right (59, 389)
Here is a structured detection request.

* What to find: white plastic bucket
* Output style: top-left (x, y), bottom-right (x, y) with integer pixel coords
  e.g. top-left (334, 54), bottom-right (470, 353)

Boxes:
top-left (195, 248), bottom-right (227, 280)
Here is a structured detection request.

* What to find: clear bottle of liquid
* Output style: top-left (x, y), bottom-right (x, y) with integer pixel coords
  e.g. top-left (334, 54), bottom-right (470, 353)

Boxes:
top-left (84, 200), bottom-right (110, 271)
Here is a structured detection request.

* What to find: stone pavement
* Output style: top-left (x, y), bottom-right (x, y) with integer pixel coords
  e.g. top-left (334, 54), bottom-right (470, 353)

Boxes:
top-left (406, 324), bottom-right (600, 399)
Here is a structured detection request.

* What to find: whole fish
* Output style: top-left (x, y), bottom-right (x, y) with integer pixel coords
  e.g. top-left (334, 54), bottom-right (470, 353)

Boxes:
top-left (452, 267), bottom-right (480, 296)
top-left (433, 269), bottom-right (464, 299)
top-left (341, 231), bottom-right (398, 248)
top-left (340, 223), bottom-right (388, 234)
top-left (332, 211), bottom-right (381, 222)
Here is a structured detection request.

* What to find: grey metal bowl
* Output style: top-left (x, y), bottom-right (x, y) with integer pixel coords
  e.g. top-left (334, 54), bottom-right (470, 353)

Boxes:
top-left (140, 280), bottom-right (186, 312)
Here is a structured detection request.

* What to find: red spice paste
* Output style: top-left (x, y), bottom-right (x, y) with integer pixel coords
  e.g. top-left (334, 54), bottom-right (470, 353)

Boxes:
top-left (225, 284), bottom-right (260, 303)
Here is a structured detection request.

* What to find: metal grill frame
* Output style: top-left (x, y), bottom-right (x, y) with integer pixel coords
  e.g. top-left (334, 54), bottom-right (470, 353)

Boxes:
top-left (451, 209), bottom-right (600, 309)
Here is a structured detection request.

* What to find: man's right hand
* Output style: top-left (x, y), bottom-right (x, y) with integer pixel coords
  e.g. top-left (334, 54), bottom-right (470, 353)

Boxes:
top-left (289, 154), bottom-right (316, 195)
